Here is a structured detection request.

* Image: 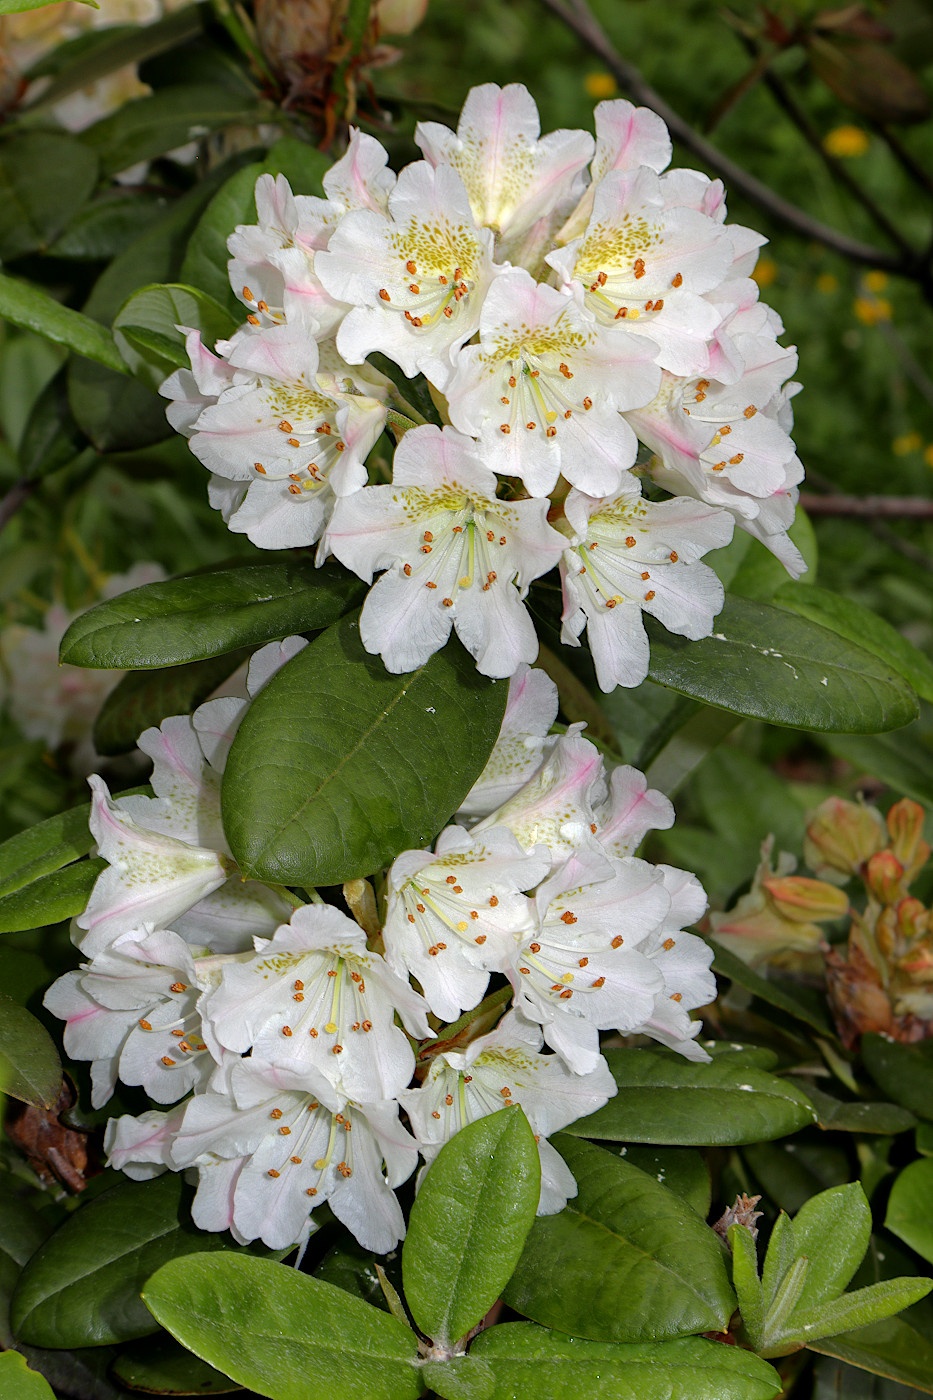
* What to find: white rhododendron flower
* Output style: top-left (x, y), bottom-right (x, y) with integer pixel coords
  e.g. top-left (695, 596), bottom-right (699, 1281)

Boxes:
top-left (46, 80), bottom-right (816, 1254)
top-left (445, 266), bottom-right (659, 497)
top-left (400, 1010), bottom-right (616, 1214)
top-left (326, 424), bottom-right (565, 676)
top-left (558, 480), bottom-right (734, 691)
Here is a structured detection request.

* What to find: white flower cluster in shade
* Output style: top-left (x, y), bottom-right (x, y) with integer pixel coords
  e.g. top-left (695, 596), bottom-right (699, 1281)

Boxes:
top-left (162, 84), bottom-right (804, 692)
top-left (45, 651), bottom-right (714, 1254)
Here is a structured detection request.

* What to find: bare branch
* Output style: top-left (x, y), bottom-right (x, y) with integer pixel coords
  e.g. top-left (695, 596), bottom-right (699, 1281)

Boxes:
top-left (799, 493), bottom-right (933, 518)
top-left (538, 0), bottom-right (915, 275)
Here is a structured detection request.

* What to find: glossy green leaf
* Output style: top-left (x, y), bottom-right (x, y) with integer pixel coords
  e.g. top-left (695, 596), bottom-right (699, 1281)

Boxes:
top-left (0, 995), bottom-right (60, 1108)
top-left (94, 650), bottom-right (253, 756)
top-left (781, 1280), bottom-right (933, 1353)
top-left (60, 561), bottom-right (363, 669)
top-left (469, 1323), bottom-right (782, 1399)
top-left (0, 273), bottom-right (127, 375)
top-left (788, 1184), bottom-right (872, 1317)
top-left (0, 801), bottom-right (98, 898)
top-left (178, 163), bottom-right (265, 317)
top-left (17, 369), bottom-right (88, 482)
top-left (563, 1048), bottom-right (817, 1145)
top-left (862, 1036), bottom-right (933, 1121)
top-left (111, 1334), bottom-right (242, 1394)
top-left (502, 1137), bottom-right (735, 1342)
top-left (0, 133), bottom-right (98, 262)
top-left (0, 858), bottom-right (104, 934)
top-left (223, 614), bottom-right (507, 886)
top-left (48, 189), bottom-right (172, 260)
top-left (143, 1254), bottom-right (423, 1400)
top-left (403, 1109), bottom-right (539, 1346)
top-left (804, 1084), bottom-right (917, 1135)
top-left (67, 157), bottom-right (250, 452)
top-left (10, 1174), bottom-right (275, 1348)
top-left (113, 283), bottom-right (237, 392)
top-left (420, 1355), bottom-right (495, 1400)
top-left (885, 1160), bottom-right (933, 1266)
top-left (645, 596), bottom-right (918, 733)
top-left (709, 940), bottom-right (835, 1036)
top-left (81, 86), bottom-right (271, 178)
top-left (616, 1145), bottom-right (711, 1217)
top-left (809, 1317), bottom-right (933, 1394)
top-left (314, 1241), bottom-right (390, 1313)
top-left (0, 1350), bottom-right (55, 1400)
top-left (775, 583), bottom-right (933, 704)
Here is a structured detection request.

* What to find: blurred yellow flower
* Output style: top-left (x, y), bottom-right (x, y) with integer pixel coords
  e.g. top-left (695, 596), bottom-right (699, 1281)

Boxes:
top-left (752, 256), bottom-right (778, 288)
top-left (816, 272), bottom-right (838, 294)
top-left (923, 444), bottom-right (933, 468)
top-left (864, 270), bottom-right (889, 293)
top-left (854, 295), bottom-right (892, 325)
top-left (893, 432), bottom-right (923, 456)
top-left (584, 72), bottom-right (617, 99)
top-left (824, 125), bottom-right (870, 158)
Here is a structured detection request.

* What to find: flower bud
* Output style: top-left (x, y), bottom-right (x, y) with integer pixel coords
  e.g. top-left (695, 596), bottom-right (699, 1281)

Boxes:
top-left (803, 797), bottom-right (885, 883)
top-left (864, 850), bottom-right (906, 906)
top-left (824, 941), bottom-right (893, 1049)
top-left (886, 798), bottom-right (930, 882)
top-left (760, 875), bottom-right (849, 924)
top-left (376, 0), bottom-right (428, 35)
top-left (895, 897), bottom-right (929, 944)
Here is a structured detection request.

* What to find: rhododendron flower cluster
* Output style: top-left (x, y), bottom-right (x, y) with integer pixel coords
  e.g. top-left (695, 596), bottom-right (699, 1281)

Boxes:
top-left (163, 83), bottom-right (804, 692)
top-left (46, 654), bottom-right (715, 1253)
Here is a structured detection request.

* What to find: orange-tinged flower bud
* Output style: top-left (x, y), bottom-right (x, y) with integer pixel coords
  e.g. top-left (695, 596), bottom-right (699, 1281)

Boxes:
top-left (761, 875), bottom-right (849, 924)
top-left (886, 798), bottom-right (930, 881)
top-left (895, 897), bottom-right (929, 944)
top-left (898, 936), bottom-right (933, 983)
top-left (803, 797), bottom-right (885, 883)
top-left (864, 850), bottom-right (906, 906)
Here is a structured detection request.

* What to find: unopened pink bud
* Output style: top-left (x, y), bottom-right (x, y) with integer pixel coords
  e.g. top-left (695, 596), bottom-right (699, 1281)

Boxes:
top-left (804, 797), bottom-right (885, 883)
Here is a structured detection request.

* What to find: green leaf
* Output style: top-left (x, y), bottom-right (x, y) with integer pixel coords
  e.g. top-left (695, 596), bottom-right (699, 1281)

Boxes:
top-left (0, 273), bottom-right (127, 375)
top-left (48, 189), bottom-right (171, 261)
top-left (81, 86), bottom-right (272, 179)
top-left (615, 1145), bottom-right (711, 1217)
top-left (314, 1241), bottom-right (391, 1312)
top-left (60, 560), bottom-right (363, 669)
top-left (420, 1355), bottom-right (495, 1400)
top-left (885, 1160), bottom-right (933, 1266)
top-left (645, 595), bottom-right (919, 734)
top-left (730, 1224), bottom-right (765, 1351)
top-left (788, 1184), bottom-right (872, 1317)
top-left (403, 1108), bottom-right (540, 1347)
top-left (812, 1353), bottom-right (933, 1399)
top-left (23, 7), bottom-right (202, 108)
top-left (775, 583), bottom-right (933, 705)
top-left (0, 859), bottom-right (105, 933)
top-left (809, 1317), bottom-right (933, 1394)
top-left (0, 995), bottom-right (60, 1108)
top-left (0, 1350), bottom-right (55, 1400)
top-left (179, 162), bottom-right (264, 317)
top-left (111, 1334), bottom-right (242, 1394)
top-left (782, 1280), bottom-right (933, 1353)
top-left (709, 940), bottom-right (835, 1036)
top-left (502, 1137), bottom-right (735, 1342)
top-left (10, 1174), bottom-right (280, 1349)
top-left (728, 510), bottom-right (818, 603)
top-left (563, 1048), bottom-right (817, 1146)
top-left (143, 1254), bottom-right (423, 1400)
top-left (17, 369), bottom-right (88, 482)
top-left (0, 133), bottom-right (98, 262)
top-left (803, 1084), bottom-right (917, 1135)
top-left (0, 801), bottom-right (98, 899)
top-left (94, 650), bottom-right (253, 756)
top-left (862, 1036), bottom-right (933, 1121)
top-left (820, 724), bottom-right (933, 811)
top-left (112, 282), bottom-right (238, 392)
top-left (223, 614), bottom-right (507, 886)
top-left (469, 1323), bottom-right (783, 1400)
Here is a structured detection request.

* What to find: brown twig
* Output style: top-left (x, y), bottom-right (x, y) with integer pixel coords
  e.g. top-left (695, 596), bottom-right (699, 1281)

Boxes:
top-left (538, 0), bottom-right (918, 277)
top-left (799, 493), bottom-right (933, 518)
top-left (0, 478), bottom-right (37, 533)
